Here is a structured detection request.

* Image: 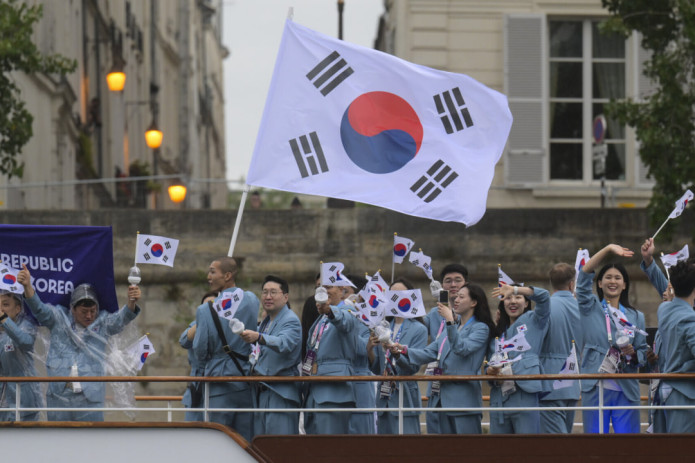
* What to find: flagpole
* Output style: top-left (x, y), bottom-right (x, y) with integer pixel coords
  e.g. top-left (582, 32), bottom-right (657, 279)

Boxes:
top-left (652, 217), bottom-right (670, 240)
top-left (134, 231), bottom-right (139, 265)
top-left (391, 233), bottom-right (397, 284)
top-left (661, 252), bottom-right (671, 280)
top-left (228, 185), bottom-right (250, 257)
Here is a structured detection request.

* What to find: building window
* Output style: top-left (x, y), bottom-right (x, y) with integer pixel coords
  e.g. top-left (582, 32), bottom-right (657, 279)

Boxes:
top-left (549, 20), bottom-right (626, 181)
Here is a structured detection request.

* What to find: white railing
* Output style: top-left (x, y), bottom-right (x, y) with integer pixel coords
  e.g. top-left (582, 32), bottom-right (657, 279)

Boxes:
top-left (1, 372), bottom-right (691, 434)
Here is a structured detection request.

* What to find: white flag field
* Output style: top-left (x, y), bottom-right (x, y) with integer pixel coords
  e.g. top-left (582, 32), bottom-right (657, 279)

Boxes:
top-left (135, 234), bottom-right (179, 267)
top-left (660, 244), bottom-right (689, 269)
top-left (247, 20), bottom-right (513, 225)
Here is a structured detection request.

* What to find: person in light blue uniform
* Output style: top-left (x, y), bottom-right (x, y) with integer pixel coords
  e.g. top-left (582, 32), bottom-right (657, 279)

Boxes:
top-left (576, 244), bottom-right (647, 434)
top-left (368, 278), bottom-right (427, 434)
top-left (193, 257), bottom-right (259, 442)
top-left (180, 291), bottom-right (218, 422)
top-left (17, 264), bottom-right (141, 422)
top-left (0, 291), bottom-right (43, 421)
top-left (342, 273), bottom-right (375, 435)
top-left (395, 283), bottom-right (494, 434)
top-left (539, 263), bottom-right (581, 433)
top-left (421, 263), bottom-right (468, 434)
top-left (656, 258), bottom-right (695, 432)
top-left (487, 284), bottom-right (550, 434)
top-left (303, 282), bottom-right (363, 435)
top-left (240, 275), bottom-right (301, 436)
top-left (640, 237), bottom-right (671, 433)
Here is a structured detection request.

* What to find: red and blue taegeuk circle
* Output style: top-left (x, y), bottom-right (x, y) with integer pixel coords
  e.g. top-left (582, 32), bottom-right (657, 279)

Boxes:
top-left (221, 298), bottom-right (232, 310)
top-left (2, 274), bottom-right (16, 285)
top-left (393, 243), bottom-right (408, 257)
top-left (340, 91), bottom-right (423, 174)
top-left (368, 295), bottom-right (379, 308)
top-left (150, 243), bottom-right (164, 258)
top-left (398, 298), bottom-right (411, 313)
top-left (141, 352), bottom-right (149, 363)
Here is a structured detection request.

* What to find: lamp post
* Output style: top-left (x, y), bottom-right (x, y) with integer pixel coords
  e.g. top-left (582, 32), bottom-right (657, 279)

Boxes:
top-left (337, 0), bottom-right (344, 40)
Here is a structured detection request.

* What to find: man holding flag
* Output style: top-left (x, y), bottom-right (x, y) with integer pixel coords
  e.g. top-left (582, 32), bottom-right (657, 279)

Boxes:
top-left (16, 264), bottom-right (141, 421)
top-left (193, 257), bottom-right (259, 441)
top-left (538, 263), bottom-right (581, 434)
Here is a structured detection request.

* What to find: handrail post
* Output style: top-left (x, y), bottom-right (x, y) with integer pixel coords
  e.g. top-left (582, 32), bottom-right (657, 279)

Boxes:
top-left (167, 400), bottom-right (172, 422)
top-left (397, 381), bottom-right (404, 435)
top-left (15, 383), bottom-right (21, 422)
top-left (598, 381), bottom-right (604, 434)
top-left (203, 381), bottom-right (209, 422)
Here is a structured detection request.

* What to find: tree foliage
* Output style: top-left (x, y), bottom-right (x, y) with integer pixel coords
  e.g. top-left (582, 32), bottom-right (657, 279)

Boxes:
top-left (0, 0), bottom-right (76, 178)
top-left (601, 0), bottom-right (695, 234)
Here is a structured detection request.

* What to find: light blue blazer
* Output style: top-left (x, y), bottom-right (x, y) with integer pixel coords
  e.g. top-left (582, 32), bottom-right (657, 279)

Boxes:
top-left (253, 305), bottom-right (302, 404)
top-left (539, 290), bottom-right (581, 401)
top-left (193, 288), bottom-right (259, 396)
top-left (408, 317), bottom-right (490, 414)
top-left (657, 298), bottom-right (695, 399)
top-left (641, 260), bottom-right (669, 296)
top-left (0, 312), bottom-right (44, 419)
top-left (179, 321), bottom-right (200, 407)
top-left (305, 305), bottom-right (363, 405)
top-left (576, 271), bottom-right (647, 402)
top-left (370, 318), bottom-right (427, 416)
top-left (26, 293), bottom-right (139, 404)
top-left (487, 288), bottom-right (551, 396)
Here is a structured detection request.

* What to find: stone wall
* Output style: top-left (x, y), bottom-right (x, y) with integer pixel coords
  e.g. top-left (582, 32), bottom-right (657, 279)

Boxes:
top-left (2, 208), bottom-right (690, 407)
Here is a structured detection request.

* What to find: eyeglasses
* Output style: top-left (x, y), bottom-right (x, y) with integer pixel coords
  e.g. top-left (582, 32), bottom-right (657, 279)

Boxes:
top-left (261, 290), bottom-right (285, 297)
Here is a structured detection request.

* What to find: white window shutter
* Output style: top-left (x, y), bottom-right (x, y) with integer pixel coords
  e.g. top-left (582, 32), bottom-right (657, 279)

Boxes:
top-left (504, 14), bottom-right (546, 186)
top-left (634, 32), bottom-right (656, 187)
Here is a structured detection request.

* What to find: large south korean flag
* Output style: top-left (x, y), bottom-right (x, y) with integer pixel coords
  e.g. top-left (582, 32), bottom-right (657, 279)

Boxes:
top-left (247, 20), bottom-right (513, 226)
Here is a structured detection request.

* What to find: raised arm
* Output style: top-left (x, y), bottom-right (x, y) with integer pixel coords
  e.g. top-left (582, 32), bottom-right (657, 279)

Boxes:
top-left (640, 238), bottom-right (669, 296)
top-left (582, 244), bottom-right (634, 274)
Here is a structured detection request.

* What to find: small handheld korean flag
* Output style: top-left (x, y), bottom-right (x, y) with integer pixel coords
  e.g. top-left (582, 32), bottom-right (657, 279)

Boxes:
top-left (575, 249), bottom-right (590, 276)
top-left (213, 288), bottom-right (245, 321)
top-left (0, 262), bottom-right (23, 295)
top-left (496, 332), bottom-right (531, 355)
top-left (660, 244), bottom-right (689, 269)
top-left (320, 262), bottom-right (355, 287)
top-left (409, 249), bottom-right (433, 280)
top-left (128, 334), bottom-right (156, 371)
top-left (385, 288), bottom-right (427, 319)
top-left (356, 301), bottom-right (385, 328)
top-left (498, 265), bottom-right (515, 287)
top-left (135, 234), bottom-right (179, 267)
top-left (553, 342), bottom-right (579, 390)
top-left (393, 234), bottom-right (415, 264)
top-left (359, 281), bottom-right (388, 312)
top-left (668, 189), bottom-right (694, 219)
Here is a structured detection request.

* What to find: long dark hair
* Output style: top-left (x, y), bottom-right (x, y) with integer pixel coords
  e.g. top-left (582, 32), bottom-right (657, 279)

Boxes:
top-left (462, 283), bottom-right (495, 339)
top-left (494, 284), bottom-right (531, 338)
top-left (595, 263), bottom-right (633, 310)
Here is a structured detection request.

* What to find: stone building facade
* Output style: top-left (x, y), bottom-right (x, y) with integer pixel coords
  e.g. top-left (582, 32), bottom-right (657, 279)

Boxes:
top-left (0, 0), bottom-right (228, 210)
top-left (375, 0), bottom-right (657, 209)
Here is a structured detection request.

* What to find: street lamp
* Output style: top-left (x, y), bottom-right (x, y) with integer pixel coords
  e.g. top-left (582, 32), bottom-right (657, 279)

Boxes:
top-left (144, 121), bottom-right (163, 149)
top-left (168, 184), bottom-right (187, 203)
top-left (106, 63), bottom-right (126, 92)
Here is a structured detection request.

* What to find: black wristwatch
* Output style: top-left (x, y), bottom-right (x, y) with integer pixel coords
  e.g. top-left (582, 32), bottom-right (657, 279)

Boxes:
top-left (0, 313), bottom-right (8, 323)
top-left (446, 320), bottom-right (454, 326)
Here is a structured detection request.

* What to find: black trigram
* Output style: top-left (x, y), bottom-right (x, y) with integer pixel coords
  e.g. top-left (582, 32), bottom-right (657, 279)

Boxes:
top-left (233, 294), bottom-right (240, 302)
top-left (143, 253), bottom-right (151, 261)
top-left (306, 51), bottom-right (354, 96)
top-left (434, 87), bottom-right (474, 134)
top-left (329, 276), bottom-right (337, 284)
top-left (289, 132), bottom-right (329, 178)
top-left (410, 160), bottom-right (459, 203)
top-left (410, 292), bottom-right (418, 301)
top-left (144, 238), bottom-right (152, 246)
top-left (162, 255), bottom-right (169, 263)
top-left (144, 344), bottom-right (150, 350)
top-left (164, 241), bottom-right (172, 249)
top-left (390, 294), bottom-right (399, 302)
top-left (329, 265), bottom-right (338, 272)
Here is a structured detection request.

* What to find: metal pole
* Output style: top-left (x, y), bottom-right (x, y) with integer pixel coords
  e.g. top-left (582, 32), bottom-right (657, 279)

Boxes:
top-left (228, 186), bottom-right (249, 257)
top-left (337, 0), bottom-right (344, 40)
top-left (397, 381), bottom-right (404, 434)
top-left (598, 381), bottom-right (604, 434)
